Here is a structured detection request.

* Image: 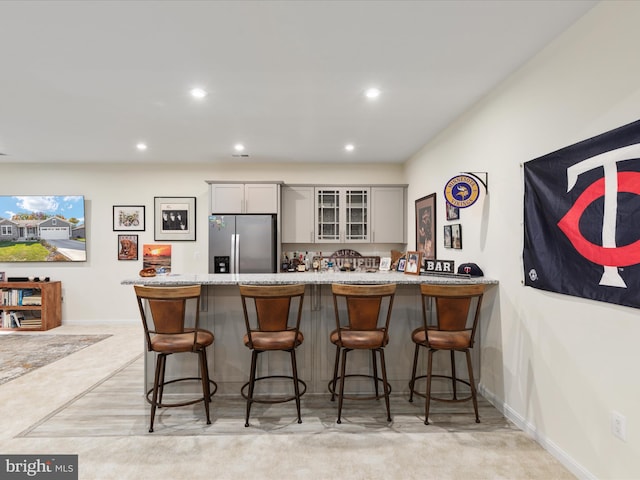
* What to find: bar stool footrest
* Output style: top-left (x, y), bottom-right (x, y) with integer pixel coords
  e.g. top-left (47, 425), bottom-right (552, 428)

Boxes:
top-left (146, 376), bottom-right (217, 408)
top-left (241, 375), bottom-right (307, 404)
top-left (409, 374), bottom-right (473, 403)
top-left (328, 374), bottom-right (392, 401)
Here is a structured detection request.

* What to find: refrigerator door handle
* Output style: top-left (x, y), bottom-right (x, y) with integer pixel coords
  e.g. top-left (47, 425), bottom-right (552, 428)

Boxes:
top-left (234, 233), bottom-right (240, 273)
top-left (231, 234), bottom-right (237, 274)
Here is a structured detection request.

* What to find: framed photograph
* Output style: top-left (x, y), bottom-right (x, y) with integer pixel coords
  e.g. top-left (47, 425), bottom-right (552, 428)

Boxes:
top-left (143, 244), bottom-right (172, 274)
top-left (113, 205), bottom-right (145, 231)
top-left (404, 251), bottom-right (422, 275)
top-left (0, 271), bottom-right (5, 282)
top-left (446, 202), bottom-right (460, 221)
top-left (117, 234), bottom-right (138, 260)
top-left (415, 193), bottom-right (436, 261)
top-left (154, 197), bottom-right (196, 241)
top-left (397, 257), bottom-right (407, 272)
top-left (379, 257), bottom-right (392, 271)
top-left (444, 225), bottom-right (452, 248)
top-left (451, 223), bottom-right (462, 249)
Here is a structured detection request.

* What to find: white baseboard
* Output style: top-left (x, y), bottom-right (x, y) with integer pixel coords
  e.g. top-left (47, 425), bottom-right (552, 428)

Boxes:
top-left (478, 383), bottom-right (596, 480)
top-left (61, 318), bottom-right (139, 326)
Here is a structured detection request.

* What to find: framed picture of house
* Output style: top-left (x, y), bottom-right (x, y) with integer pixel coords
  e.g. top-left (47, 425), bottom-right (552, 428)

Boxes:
top-left (154, 197), bottom-right (196, 241)
top-left (113, 205), bottom-right (145, 231)
top-left (415, 193), bottom-right (436, 261)
top-left (117, 234), bottom-right (138, 260)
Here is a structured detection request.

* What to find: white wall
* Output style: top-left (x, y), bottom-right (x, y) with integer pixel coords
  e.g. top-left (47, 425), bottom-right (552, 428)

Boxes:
top-left (404, 2), bottom-right (640, 478)
top-left (0, 162), bottom-right (403, 324)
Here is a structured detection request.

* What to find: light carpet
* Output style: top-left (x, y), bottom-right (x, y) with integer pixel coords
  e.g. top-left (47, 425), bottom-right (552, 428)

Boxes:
top-left (0, 333), bottom-right (111, 385)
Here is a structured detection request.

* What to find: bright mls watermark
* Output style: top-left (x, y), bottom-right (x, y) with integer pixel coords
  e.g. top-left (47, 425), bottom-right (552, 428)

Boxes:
top-left (0, 455), bottom-right (77, 479)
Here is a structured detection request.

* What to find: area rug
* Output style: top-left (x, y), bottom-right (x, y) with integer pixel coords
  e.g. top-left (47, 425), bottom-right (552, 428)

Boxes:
top-left (0, 334), bottom-right (111, 385)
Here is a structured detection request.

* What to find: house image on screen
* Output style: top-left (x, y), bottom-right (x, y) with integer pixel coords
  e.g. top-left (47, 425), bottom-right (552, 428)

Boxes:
top-left (0, 216), bottom-right (75, 241)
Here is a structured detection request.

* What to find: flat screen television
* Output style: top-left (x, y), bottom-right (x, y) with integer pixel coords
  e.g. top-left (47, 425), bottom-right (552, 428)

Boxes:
top-left (0, 195), bottom-right (86, 262)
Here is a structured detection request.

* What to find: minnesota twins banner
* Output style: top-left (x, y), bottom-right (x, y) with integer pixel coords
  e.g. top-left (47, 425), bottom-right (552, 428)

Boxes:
top-left (523, 119), bottom-right (640, 309)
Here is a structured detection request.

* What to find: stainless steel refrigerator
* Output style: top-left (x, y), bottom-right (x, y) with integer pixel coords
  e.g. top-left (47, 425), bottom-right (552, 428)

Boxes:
top-left (208, 214), bottom-right (277, 274)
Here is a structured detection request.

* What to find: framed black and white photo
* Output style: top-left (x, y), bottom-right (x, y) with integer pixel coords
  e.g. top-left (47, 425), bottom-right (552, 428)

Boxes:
top-left (445, 202), bottom-right (460, 221)
top-left (0, 271), bottom-right (5, 282)
top-left (154, 197), bottom-right (196, 241)
top-left (113, 205), bottom-right (145, 231)
top-left (451, 223), bottom-right (462, 249)
top-left (444, 225), bottom-right (452, 248)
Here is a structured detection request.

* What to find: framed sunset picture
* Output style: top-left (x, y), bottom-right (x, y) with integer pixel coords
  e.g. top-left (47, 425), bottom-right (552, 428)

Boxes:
top-left (143, 244), bottom-right (172, 274)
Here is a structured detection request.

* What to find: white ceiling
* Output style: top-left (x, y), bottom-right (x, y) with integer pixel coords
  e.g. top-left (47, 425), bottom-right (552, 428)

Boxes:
top-left (0, 0), bottom-right (597, 165)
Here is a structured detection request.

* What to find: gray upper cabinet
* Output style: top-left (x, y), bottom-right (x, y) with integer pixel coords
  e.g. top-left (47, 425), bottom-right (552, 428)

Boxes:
top-left (209, 182), bottom-right (280, 214)
top-left (281, 186), bottom-right (315, 243)
top-left (370, 186), bottom-right (406, 244)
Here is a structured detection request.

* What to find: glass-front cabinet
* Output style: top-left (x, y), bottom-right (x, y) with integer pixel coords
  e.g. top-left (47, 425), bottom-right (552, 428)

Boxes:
top-left (315, 187), bottom-right (369, 243)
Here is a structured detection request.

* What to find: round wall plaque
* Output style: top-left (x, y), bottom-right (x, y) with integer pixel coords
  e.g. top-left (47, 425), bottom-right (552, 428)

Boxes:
top-left (444, 174), bottom-right (480, 208)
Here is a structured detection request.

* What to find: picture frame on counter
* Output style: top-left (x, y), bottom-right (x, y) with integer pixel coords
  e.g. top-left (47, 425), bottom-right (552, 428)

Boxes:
top-left (404, 251), bottom-right (421, 275)
top-left (379, 257), bottom-right (391, 271)
top-left (415, 193), bottom-right (436, 261)
top-left (154, 196), bottom-right (196, 241)
top-left (397, 257), bottom-right (407, 272)
top-left (113, 205), bottom-right (145, 231)
top-left (117, 234), bottom-right (139, 260)
top-left (0, 271), bottom-right (5, 282)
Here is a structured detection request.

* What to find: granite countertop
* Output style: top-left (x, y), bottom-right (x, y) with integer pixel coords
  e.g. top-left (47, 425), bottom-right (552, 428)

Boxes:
top-left (121, 271), bottom-right (498, 286)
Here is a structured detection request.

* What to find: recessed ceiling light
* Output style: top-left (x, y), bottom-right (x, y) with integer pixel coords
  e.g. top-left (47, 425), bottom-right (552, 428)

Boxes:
top-left (234, 144), bottom-right (245, 152)
top-left (345, 144), bottom-right (355, 152)
top-left (136, 142), bottom-right (148, 151)
top-left (364, 88), bottom-right (381, 99)
top-left (190, 87), bottom-right (207, 99)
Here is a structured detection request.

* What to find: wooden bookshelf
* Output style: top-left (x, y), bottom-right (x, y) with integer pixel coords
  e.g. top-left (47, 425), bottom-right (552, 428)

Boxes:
top-left (0, 281), bottom-right (62, 331)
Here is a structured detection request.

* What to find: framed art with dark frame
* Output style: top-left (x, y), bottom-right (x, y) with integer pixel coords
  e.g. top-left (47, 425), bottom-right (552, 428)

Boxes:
top-left (113, 205), bottom-right (145, 231)
top-left (154, 197), bottom-right (196, 241)
top-left (444, 225), bottom-right (452, 248)
top-left (415, 193), bottom-right (436, 261)
top-left (117, 234), bottom-right (139, 260)
top-left (404, 251), bottom-right (422, 275)
top-left (446, 202), bottom-right (460, 221)
top-left (451, 223), bottom-right (462, 249)
top-left (397, 257), bottom-right (407, 272)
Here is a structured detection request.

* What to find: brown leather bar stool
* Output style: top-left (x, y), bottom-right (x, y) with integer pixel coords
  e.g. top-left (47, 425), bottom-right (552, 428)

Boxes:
top-left (135, 284), bottom-right (217, 433)
top-left (239, 283), bottom-right (307, 427)
top-left (408, 283), bottom-right (485, 425)
top-left (329, 283), bottom-right (396, 424)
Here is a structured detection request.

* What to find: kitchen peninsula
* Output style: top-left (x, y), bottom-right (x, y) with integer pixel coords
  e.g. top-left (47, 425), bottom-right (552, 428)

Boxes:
top-left (123, 271), bottom-right (498, 396)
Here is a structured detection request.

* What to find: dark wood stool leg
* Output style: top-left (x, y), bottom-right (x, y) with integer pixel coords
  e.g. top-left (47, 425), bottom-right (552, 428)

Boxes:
top-left (451, 350), bottom-right (457, 400)
top-left (199, 349), bottom-right (211, 425)
top-left (371, 350), bottom-right (379, 397)
top-left (330, 344), bottom-right (340, 401)
top-left (465, 349), bottom-right (480, 423)
top-left (245, 350), bottom-right (258, 427)
top-left (337, 348), bottom-right (348, 424)
top-left (157, 353), bottom-right (167, 407)
top-left (290, 349), bottom-right (302, 424)
top-left (378, 348), bottom-right (391, 422)
top-left (149, 354), bottom-right (165, 433)
top-left (425, 349), bottom-right (434, 425)
top-left (408, 343), bottom-right (420, 402)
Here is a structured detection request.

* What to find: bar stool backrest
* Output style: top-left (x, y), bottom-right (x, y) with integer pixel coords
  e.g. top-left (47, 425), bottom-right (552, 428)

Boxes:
top-left (135, 284), bottom-right (202, 349)
top-left (420, 284), bottom-right (484, 346)
top-left (239, 284), bottom-right (306, 347)
top-left (332, 283), bottom-right (396, 333)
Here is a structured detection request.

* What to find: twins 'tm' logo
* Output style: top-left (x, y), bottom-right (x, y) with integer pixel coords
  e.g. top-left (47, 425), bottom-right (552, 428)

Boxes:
top-left (557, 143), bottom-right (640, 288)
